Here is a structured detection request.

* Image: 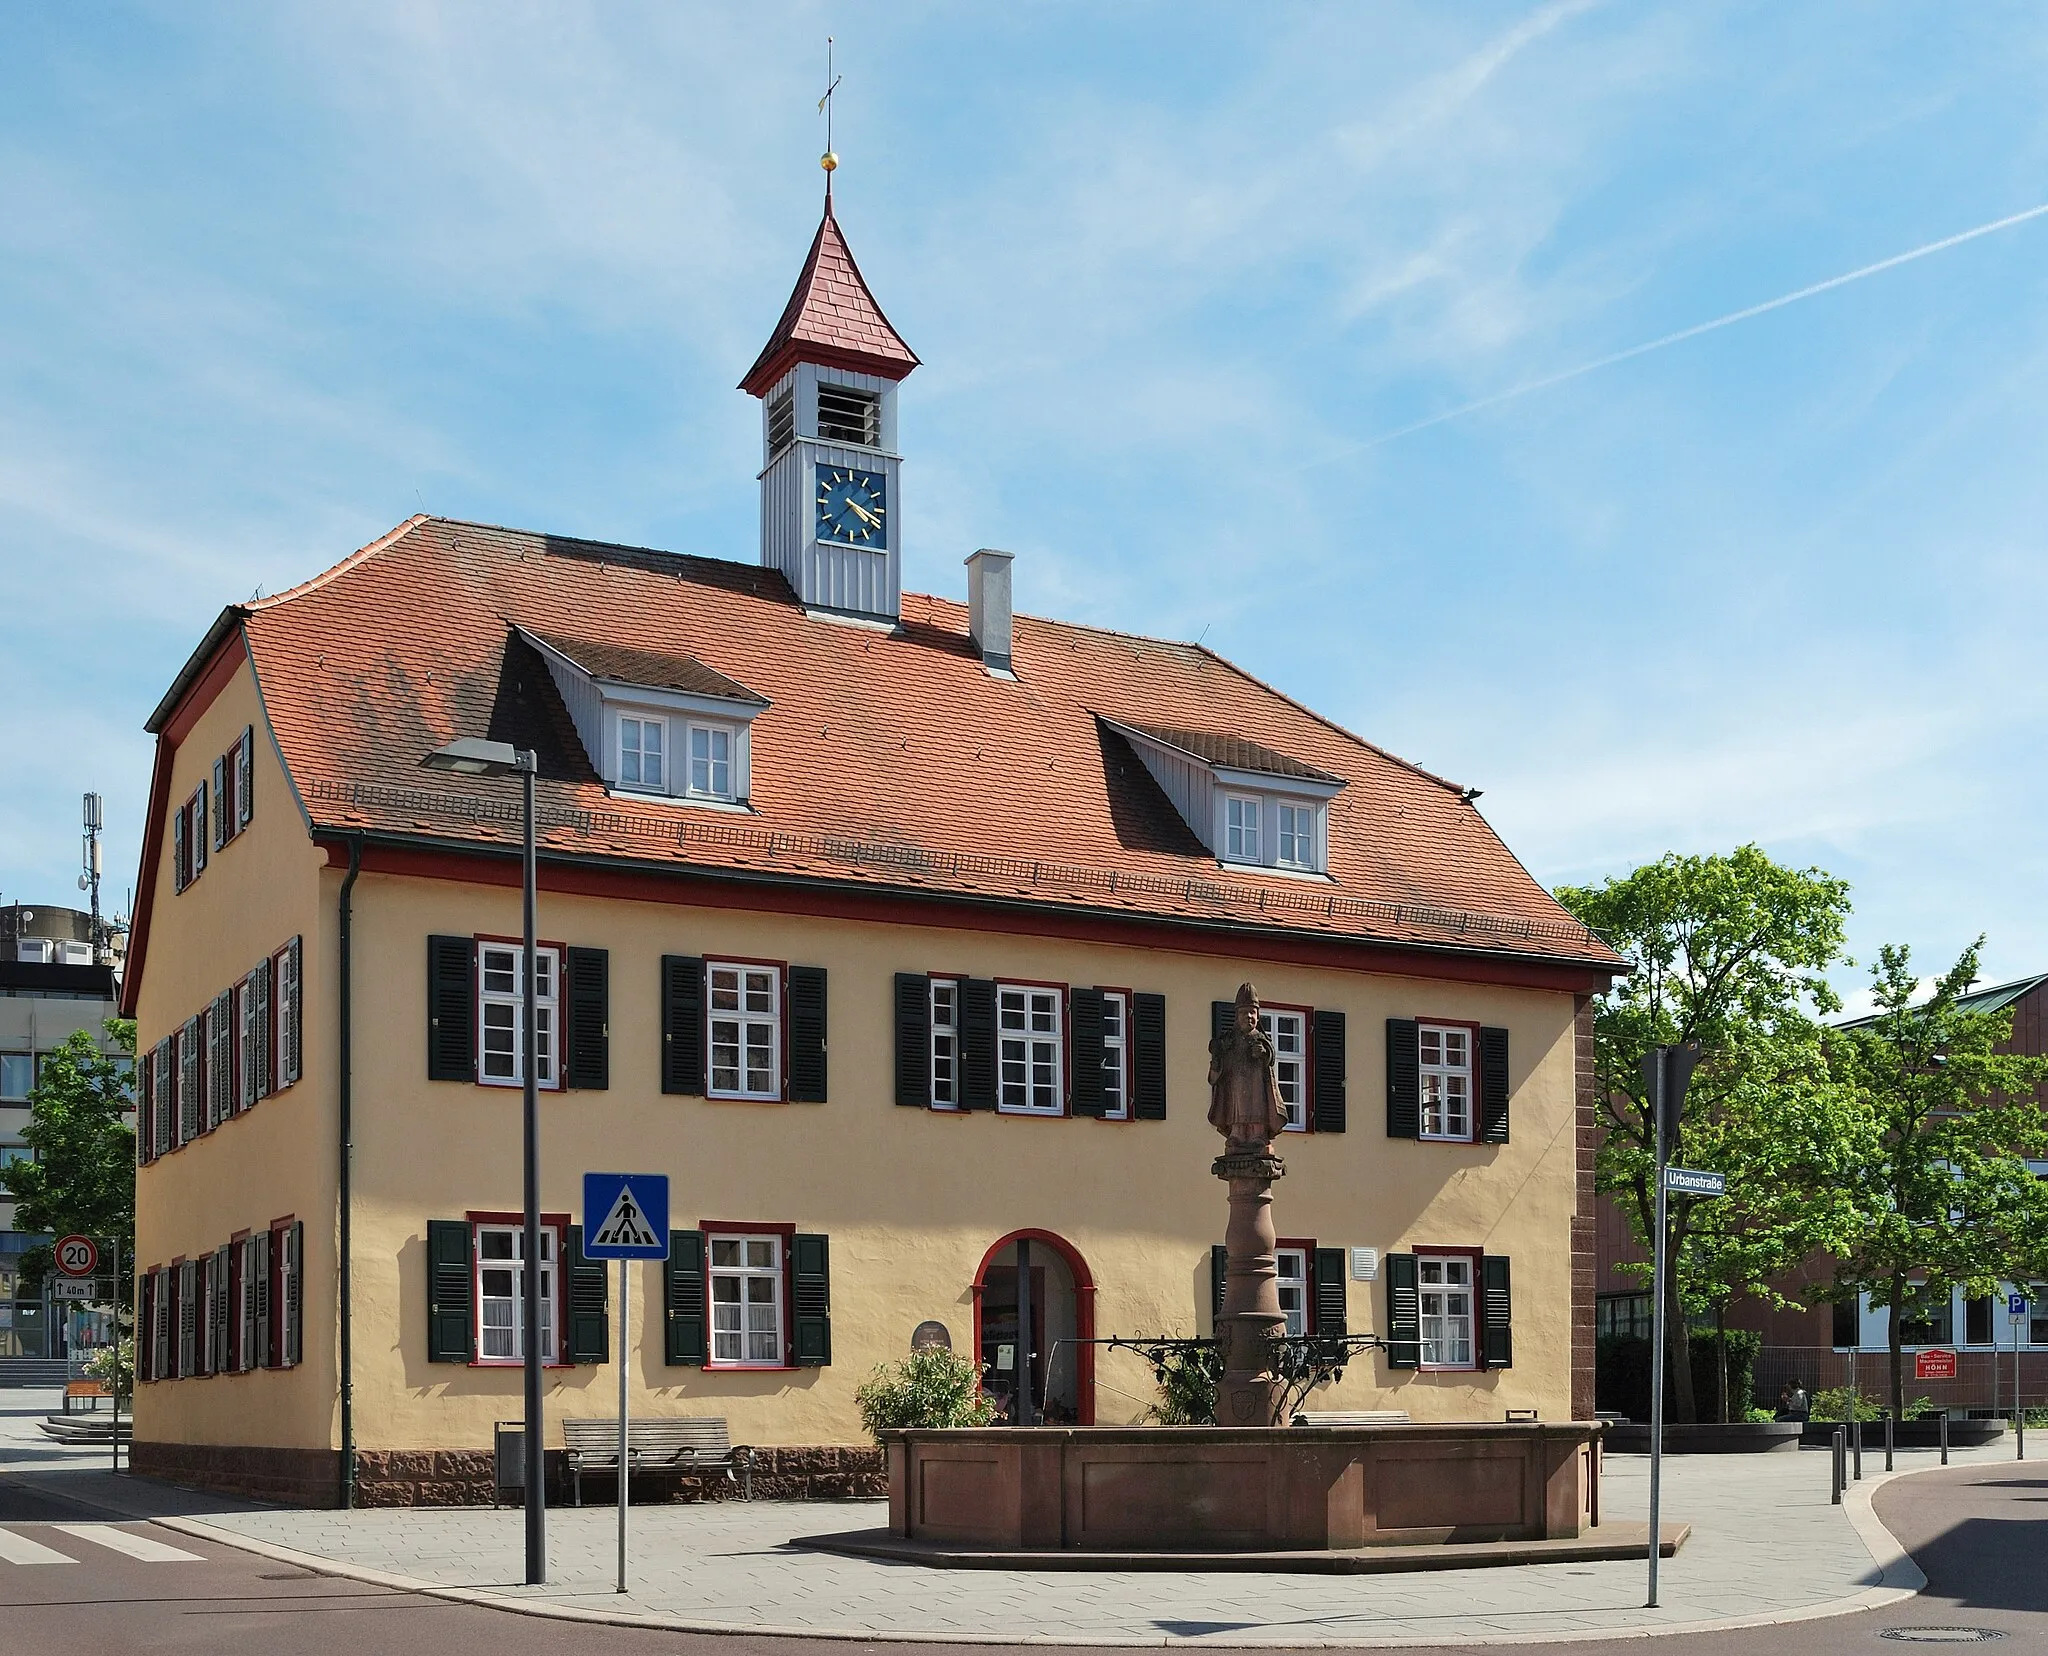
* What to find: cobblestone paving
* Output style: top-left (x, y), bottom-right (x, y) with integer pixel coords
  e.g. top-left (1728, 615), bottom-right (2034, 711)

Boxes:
top-left (172, 1445), bottom-right (2001, 1645)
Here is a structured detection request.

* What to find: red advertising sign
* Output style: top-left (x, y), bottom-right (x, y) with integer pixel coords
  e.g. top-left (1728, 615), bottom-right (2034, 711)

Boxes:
top-left (1914, 1348), bottom-right (1958, 1381)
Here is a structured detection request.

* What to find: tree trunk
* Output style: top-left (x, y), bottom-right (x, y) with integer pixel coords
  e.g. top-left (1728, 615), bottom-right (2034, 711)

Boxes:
top-left (1665, 1228), bottom-right (1698, 1424)
top-left (1887, 1273), bottom-right (1906, 1425)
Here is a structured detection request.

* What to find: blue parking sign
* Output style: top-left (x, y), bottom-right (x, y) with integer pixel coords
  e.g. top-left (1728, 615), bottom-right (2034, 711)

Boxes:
top-left (2011, 1292), bottom-right (2030, 1319)
top-left (582, 1173), bottom-right (670, 1259)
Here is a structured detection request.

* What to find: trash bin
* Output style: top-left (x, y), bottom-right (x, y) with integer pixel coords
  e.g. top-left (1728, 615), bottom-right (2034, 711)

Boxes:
top-left (493, 1420), bottom-right (526, 1507)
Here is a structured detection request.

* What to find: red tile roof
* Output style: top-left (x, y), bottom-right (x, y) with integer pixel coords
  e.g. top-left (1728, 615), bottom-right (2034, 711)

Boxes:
top-left (739, 200), bottom-right (919, 397)
top-left (523, 628), bottom-right (766, 705)
top-left (233, 517), bottom-right (1620, 971)
top-left (1106, 719), bottom-right (1342, 784)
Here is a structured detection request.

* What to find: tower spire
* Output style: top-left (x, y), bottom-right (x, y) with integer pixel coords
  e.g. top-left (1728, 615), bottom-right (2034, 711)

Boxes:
top-left (817, 36), bottom-right (841, 205)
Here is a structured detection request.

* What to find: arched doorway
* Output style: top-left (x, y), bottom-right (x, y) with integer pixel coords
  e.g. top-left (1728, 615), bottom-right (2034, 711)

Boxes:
top-left (972, 1230), bottom-right (1095, 1426)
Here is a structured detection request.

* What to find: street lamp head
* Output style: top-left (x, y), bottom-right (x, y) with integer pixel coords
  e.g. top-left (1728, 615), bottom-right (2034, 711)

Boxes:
top-left (421, 737), bottom-right (535, 777)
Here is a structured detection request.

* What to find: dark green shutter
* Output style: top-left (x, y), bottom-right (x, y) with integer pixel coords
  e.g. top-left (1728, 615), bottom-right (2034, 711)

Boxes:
top-left (787, 966), bottom-right (828, 1103)
top-left (1131, 992), bottom-right (1167, 1120)
top-left (284, 936), bottom-right (303, 1086)
top-left (1481, 1255), bottom-right (1512, 1368)
top-left (664, 1230), bottom-right (707, 1365)
top-left (286, 1221), bottom-right (304, 1366)
top-left (894, 973), bottom-right (931, 1106)
top-left (426, 1220), bottom-right (473, 1362)
top-left (564, 946), bottom-right (609, 1090)
top-left (1385, 1252), bottom-right (1420, 1369)
top-left (661, 956), bottom-right (705, 1096)
top-left (959, 978), bottom-right (997, 1110)
top-left (1211, 1000), bottom-right (1233, 1049)
top-left (1311, 1010), bottom-right (1346, 1133)
top-left (1313, 1246), bottom-right (1347, 1340)
top-left (1210, 1243), bottom-right (1228, 1327)
top-left (427, 937), bottom-right (474, 1082)
top-left (1069, 988), bottom-right (1106, 1116)
top-left (1479, 1026), bottom-right (1511, 1143)
top-left (565, 1226), bottom-right (609, 1363)
top-left (791, 1233), bottom-right (831, 1366)
top-left (1386, 1018), bottom-right (1420, 1139)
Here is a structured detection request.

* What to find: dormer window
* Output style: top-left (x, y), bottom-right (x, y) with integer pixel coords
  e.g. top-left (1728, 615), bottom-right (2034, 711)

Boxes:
top-left (816, 383), bottom-right (880, 447)
top-left (1225, 795), bottom-right (1260, 862)
top-left (620, 717), bottom-right (665, 791)
top-left (1099, 717), bottom-right (1345, 879)
top-left (519, 627), bottom-right (768, 813)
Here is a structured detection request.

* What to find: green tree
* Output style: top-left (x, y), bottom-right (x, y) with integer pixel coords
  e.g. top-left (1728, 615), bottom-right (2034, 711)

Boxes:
top-left (1824, 941), bottom-right (2048, 1422)
top-left (1, 1020), bottom-right (137, 1295)
top-left (1557, 847), bottom-right (1855, 1423)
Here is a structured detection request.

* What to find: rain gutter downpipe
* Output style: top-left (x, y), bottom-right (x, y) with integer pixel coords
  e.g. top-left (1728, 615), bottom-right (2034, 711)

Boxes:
top-left (338, 836), bottom-right (362, 1508)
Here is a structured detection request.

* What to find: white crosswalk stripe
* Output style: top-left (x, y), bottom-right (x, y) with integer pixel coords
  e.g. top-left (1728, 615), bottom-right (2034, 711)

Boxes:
top-left (50, 1524), bottom-right (205, 1562)
top-left (0, 1528), bottom-right (79, 1565)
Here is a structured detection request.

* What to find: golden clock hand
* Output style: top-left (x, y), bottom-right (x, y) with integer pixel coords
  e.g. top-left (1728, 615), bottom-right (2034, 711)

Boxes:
top-left (847, 499), bottom-right (881, 527)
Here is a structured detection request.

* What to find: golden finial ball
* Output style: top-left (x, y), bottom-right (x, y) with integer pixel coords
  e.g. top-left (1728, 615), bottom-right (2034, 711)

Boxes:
top-left (820, 150), bottom-right (839, 173)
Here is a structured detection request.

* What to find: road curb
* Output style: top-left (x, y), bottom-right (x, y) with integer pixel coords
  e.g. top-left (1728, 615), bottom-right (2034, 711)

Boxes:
top-left (144, 1457), bottom-right (1974, 1648)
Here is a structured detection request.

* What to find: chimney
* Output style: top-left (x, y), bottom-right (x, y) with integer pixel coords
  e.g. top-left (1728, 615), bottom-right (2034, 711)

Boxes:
top-left (965, 548), bottom-right (1015, 676)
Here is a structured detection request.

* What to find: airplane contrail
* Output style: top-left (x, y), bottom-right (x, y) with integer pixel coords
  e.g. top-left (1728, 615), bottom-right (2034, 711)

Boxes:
top-left (1328, 199), bottom-right (2048, 457)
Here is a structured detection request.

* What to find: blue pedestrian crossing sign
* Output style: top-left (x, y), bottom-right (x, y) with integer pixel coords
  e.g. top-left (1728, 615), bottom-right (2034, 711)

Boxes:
top-left (582, 1173), bottom-right (670, 1259)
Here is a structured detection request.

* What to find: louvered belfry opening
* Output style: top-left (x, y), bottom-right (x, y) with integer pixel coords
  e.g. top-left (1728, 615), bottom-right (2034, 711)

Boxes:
top-left (816, 383), bottom-right (879, 447)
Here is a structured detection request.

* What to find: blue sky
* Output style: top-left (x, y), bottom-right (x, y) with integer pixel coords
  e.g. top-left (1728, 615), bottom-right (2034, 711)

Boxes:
top-left (4, 3), bottom-right (2046, 1002)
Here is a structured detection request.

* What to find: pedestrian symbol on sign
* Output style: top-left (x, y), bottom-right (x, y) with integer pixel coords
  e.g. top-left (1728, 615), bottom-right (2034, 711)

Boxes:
top-left (593, 1186), bottom-right (660, 1252)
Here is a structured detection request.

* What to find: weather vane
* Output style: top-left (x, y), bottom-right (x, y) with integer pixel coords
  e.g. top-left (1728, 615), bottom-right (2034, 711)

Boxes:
top-left (818, 35), bottom-right (841, 194)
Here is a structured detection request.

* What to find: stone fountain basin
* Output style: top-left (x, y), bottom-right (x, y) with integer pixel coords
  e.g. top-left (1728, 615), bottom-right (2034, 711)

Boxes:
top-left (881, 1421), bottom-right (1608, 1553)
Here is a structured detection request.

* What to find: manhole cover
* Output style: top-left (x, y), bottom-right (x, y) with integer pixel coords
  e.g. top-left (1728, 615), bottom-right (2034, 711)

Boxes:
top-left (1878, 1631), bottom-right (2007, 1643)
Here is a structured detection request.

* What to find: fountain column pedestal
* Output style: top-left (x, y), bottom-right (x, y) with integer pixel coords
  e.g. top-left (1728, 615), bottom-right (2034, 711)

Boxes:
top-left (1212, 1146), bottom-right (1287, 1425)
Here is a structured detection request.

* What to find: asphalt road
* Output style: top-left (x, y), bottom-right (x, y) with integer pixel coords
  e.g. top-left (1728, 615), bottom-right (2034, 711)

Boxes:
top-left (0, 1459), bottom-right (2039, 1654)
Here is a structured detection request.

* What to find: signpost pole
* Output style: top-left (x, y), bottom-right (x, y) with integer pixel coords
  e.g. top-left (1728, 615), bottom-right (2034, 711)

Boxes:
top-left (1645, 1056), bottom-right (1668, 1611)
top-left (110, 1238), bottom-right (120, 1475)
top-left (617, 1257), bottom-right (629, 1595)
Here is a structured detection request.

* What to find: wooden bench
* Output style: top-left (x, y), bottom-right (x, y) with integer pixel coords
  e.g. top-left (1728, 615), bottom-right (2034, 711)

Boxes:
top-left (62, 1381), bottom-right (109, 1414)
top-left (560, 1417), bottom-right (754, 1506)
top-left (1292, 1409), bottom-right (1410, 1427)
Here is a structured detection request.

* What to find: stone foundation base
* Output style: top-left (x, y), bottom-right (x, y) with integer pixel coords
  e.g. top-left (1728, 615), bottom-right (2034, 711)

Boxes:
top-left (130, 1441), bottom-right (341, 1507)
top-left (131, 1440), bottom-right (885, 1509)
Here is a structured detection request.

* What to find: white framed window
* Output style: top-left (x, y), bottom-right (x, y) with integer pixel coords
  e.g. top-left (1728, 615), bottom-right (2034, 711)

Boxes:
top-left (930, 978), bottom-right (959, 1108)
top-left (0, 1054), bottom-right (30, 1102)
top-left (1225, 794), bottom-right (1260, 862)
top-left (687, 724), bottom-right (733, 799)
top-left (1277, 803), bottom-right (1316, 869)
top-left (1418, 1254), bottom-right (1476, 1368)
top-left (619, 716), bottom-right (666, 791)
top-left (477, 942), bottom-right (560, 1089)
top-left (475, 1222), bottom-right (559, 1364)
top-left (1418, 1023), bottom-right (1473, 1141)
top-left (998, 984), bottom-right (1062, 1114)
top-left (1260, 1008), bottom-right (1308, 1132)
top-left (709, 962), bottom-right (780, 1099)
top-left (709, 1232), bottom-right (785, 1366)
top-left (1277, 1247), bottom-right (1310, 1339)
top-left (1100, 990), bottom-right (1129, 1120)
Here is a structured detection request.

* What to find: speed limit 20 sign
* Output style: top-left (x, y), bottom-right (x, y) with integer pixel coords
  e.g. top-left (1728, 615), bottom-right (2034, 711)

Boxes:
top-left (54, 1235), bottom-right (99, 1277)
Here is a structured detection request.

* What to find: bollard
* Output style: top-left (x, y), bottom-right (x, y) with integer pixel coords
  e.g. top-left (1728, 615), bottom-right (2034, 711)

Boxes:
top-left (1940, 1412), bottom-right (1949, 1466)
top-left (1853, 1418), bottom-right (1863, 1480)
top-left (1831, 1427), bottom-right (1845, 1504)
top-left (1885, 1414), bottom-right (1895, 1472)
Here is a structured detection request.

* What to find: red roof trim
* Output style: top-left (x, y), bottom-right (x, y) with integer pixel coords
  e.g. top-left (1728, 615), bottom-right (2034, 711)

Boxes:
top-left (319, 837), bottom-right (1621, 995)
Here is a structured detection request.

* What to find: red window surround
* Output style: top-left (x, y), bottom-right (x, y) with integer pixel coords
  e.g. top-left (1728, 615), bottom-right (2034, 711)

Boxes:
top-left (1415, 1018), bottom-right (1482, 1144)
top-left (465, 1210), bottom-right (573, 1367)
top-left (1415, 1244), bottom-right (1485, 1372)
top-left (699, 1220), bottom-right (799, 1372)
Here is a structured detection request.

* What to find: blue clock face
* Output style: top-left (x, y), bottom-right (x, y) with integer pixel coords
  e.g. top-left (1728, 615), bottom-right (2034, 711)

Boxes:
top-left (815, 465), bottom-right (887, 547)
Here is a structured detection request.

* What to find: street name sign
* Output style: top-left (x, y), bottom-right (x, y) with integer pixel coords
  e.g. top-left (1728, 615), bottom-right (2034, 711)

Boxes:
top-left (1914, 1348), bottom-right (1958, 1381)
top-left (1662, 1166), bottom-right (1726, 1197)
top-left (54, 1235), bottom-right (98, 1277)
top-left (581, 1173), bottom-right (670, 1260)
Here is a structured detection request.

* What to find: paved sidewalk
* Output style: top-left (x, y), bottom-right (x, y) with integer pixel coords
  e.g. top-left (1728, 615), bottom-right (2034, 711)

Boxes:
top-left (0, 1393), bottom-right (2008, 1645)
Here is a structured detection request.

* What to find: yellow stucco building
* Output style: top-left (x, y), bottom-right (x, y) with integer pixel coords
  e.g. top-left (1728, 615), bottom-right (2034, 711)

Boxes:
top-left (123, 192), bottom-right (1623, 1506)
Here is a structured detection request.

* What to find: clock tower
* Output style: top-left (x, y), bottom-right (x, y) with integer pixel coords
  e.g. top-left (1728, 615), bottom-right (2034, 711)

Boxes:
top-left (741, 183), bottom-right (919, 623)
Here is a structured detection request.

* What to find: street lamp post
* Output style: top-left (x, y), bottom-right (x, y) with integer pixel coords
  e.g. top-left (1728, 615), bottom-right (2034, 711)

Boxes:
top-left (422, 737), bottom-right (544, 1584)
